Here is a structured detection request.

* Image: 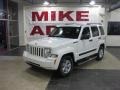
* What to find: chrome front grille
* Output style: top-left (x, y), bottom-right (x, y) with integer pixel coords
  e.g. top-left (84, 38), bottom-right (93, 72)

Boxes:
top-left (27, 45), bottom-right (44, 57)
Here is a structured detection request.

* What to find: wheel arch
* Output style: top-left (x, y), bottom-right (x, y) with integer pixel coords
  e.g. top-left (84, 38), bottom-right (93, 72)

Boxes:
top-left (62, 52), bottom-right (75, 63)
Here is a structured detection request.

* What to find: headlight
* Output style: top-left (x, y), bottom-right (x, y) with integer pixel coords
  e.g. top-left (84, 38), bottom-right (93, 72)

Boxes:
top-left (44, 48), bottom-right (51, 58)
top-left (44, 48), bottom-right (58, 58)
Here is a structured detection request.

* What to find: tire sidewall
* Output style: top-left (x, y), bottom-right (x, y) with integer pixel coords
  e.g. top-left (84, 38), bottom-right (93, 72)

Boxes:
top-left (58, 55), bottom-right (73, 77)
top-left (97, 46), bottom-right (104, 60)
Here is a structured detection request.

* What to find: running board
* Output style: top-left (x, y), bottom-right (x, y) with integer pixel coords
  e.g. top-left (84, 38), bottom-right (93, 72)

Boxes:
top-left (77, 56), bottom-right (97, 65)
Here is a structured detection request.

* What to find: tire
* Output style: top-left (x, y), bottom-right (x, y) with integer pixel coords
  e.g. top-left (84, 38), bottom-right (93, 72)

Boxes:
top-left (96, 46), bottom-right (104, 61)
top-left (58, 55), bottom-right (73, 77)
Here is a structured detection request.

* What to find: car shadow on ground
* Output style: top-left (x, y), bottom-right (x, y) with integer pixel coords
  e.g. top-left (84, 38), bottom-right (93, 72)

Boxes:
top-left (25, 66), bottom-right (54, 78)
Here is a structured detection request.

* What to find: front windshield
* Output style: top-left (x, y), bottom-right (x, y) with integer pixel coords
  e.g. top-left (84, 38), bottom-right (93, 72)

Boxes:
top-left (49, 27), bottom-right (81, 39)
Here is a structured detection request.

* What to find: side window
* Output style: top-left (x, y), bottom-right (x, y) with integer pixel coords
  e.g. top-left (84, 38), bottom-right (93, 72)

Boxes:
top-left (81, 27), bottom-right (91, 39)
top-left (99, 26), bottom-right (105, 35)
top-left (91, 26), bottom-right (99, 37)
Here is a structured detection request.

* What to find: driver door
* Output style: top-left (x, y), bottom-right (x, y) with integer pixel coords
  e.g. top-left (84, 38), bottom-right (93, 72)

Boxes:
top-left (77, 27), bottom-right (93, 60)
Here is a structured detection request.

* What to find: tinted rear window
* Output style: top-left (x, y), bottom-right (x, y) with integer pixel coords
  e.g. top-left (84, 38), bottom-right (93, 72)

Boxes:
top-left (91, 26), bottom-right (99, 37)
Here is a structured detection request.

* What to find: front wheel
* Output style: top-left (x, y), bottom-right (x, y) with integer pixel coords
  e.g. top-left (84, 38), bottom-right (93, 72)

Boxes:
top-left (96, 46), bottom-right (104, 61)
top-left (58, 55), bottom-right (73, 77)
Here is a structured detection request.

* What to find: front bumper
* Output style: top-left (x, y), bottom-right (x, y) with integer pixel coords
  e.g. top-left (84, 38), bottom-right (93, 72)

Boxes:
top-left (23, 51), bottom-right (58, 70)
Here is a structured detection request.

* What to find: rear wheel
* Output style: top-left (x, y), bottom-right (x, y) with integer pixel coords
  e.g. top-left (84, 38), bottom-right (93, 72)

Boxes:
top-left (96, 46), bottom-right (104, 61)
top-left (58, 55), bottom-right (73, 77)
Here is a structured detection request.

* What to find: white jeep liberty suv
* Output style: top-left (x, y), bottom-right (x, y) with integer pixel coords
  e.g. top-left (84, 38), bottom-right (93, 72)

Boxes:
top-left (23, 23), bottom-right (106, 77)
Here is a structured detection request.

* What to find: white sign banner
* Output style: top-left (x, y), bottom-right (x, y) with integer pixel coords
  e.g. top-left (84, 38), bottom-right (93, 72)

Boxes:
top-left (24, 6), bottom-right (105, 41)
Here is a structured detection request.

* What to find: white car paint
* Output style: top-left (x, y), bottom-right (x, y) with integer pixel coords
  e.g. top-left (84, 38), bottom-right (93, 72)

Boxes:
top-left (23, 24), bottom-right (106, 70)
top-left (28, 37), bottom-right (77, 48)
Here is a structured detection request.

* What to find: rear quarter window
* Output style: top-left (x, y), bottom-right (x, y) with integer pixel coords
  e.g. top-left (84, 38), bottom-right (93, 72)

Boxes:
top-left (91, 26), bottom-right (99, 37)
top-left (99, 26), bottom-right (105, 35)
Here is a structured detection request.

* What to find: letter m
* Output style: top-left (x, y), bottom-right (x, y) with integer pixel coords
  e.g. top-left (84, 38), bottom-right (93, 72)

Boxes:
top-left (32, 11), bottom-right (48, 21)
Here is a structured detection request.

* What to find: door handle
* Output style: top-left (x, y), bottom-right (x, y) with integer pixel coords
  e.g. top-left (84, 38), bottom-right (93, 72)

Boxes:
top-left (89, 39), bottom-right (93, 42)
top-left (73, 41), bottom-right (78, 44)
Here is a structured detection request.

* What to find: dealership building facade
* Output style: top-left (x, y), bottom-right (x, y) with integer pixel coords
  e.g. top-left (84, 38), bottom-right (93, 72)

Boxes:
top-left (0, 0), bottom-right (120, 52)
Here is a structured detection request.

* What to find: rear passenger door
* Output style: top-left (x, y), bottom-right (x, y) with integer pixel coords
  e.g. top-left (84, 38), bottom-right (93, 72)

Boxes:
top-left (90, 26), bottom-right (100, 51)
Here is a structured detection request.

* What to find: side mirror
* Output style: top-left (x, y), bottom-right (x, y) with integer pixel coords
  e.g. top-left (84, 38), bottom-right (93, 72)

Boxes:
top-left (81, 35), bottom-right (90, 40)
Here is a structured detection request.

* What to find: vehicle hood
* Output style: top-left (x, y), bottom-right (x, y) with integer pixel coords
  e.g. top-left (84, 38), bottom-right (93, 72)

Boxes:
top-left (29, 37), bottom-right (77, 48)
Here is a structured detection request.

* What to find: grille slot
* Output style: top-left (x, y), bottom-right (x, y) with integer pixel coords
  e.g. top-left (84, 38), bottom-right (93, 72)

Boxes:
top-left (27, 45), bottom-right (44, 57)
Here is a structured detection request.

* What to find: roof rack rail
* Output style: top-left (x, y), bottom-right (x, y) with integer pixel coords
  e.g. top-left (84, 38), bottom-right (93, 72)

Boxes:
top-left (63, 23), bottom-right (83, 26)
top-left (64, 23), bottom-right (75, 25)
top-left (87, 23), bottom-right (102, 25)
top-left (65, 23), bottom-right (85, 25)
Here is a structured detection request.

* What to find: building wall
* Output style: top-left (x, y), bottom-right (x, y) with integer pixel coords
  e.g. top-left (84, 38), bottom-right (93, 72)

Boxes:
top-left (18, 2), bottom-right (120, 46)
top-left (18, 0), bottom-right (31, 46)
top-left (106, 9), bottom-right (120, 46)
top-left (23, 5), bottom-right (105, 45)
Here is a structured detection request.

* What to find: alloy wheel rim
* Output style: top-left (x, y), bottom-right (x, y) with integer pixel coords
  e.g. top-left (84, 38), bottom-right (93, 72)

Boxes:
top-left (99, 49), bottom-right (104, 58)
top-left (62, 60), bottom-right (72, 74)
